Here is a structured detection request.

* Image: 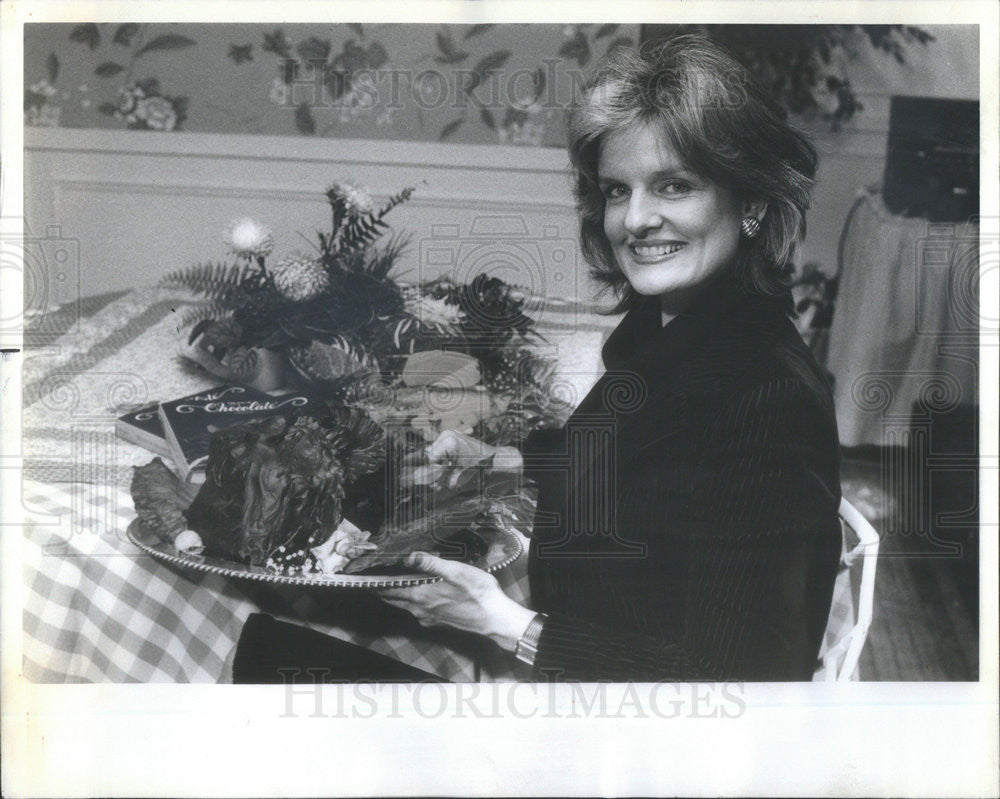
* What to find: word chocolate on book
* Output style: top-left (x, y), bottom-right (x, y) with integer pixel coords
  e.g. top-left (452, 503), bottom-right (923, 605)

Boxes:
top-left (116, 385), bottom-right (317, 481)
top-left (161, 386), bottom-right (315, 480)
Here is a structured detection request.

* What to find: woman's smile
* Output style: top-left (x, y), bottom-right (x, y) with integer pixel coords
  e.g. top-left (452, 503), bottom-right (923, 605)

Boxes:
top-left (628, 240), bottom-right (688, 261)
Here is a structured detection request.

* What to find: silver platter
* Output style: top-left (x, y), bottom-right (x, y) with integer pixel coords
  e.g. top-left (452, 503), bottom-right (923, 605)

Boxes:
top-left (126, 518), bottom-right (523, 588)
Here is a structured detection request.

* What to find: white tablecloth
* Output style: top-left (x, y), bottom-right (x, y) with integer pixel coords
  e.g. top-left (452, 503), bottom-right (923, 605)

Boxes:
top-left (825, 190), bottom-right (979, 447)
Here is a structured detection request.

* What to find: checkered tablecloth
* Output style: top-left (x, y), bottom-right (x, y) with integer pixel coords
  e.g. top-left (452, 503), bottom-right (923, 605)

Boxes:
top-left (22, 479), bottom-right (256, 682)
top-left (20, 287), bottom-right (599, 684)
top-left (21, 478), bottom-right (532, 683)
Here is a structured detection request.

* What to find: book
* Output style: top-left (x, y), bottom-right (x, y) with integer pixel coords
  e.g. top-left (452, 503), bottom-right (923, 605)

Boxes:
top-left (156, 385), bottom-right (317, 480)
top-left (115, 404), bottom-right (173, 459)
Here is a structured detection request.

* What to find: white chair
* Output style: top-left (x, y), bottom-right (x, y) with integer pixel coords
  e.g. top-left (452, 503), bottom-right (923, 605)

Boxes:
top-left (814, 496), bottom-right (881, 681)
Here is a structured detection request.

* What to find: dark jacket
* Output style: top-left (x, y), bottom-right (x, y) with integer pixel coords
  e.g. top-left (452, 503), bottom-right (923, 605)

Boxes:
top-left (522, 279), bottom-right (842, 681)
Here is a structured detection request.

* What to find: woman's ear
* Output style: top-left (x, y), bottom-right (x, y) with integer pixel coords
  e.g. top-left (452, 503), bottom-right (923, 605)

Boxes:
top-left (743, 200), bottom-right (767, 221)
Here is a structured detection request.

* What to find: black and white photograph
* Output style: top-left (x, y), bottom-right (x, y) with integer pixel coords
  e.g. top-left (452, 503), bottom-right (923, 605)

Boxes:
top-left (2, 1), bottom-right (997, 796)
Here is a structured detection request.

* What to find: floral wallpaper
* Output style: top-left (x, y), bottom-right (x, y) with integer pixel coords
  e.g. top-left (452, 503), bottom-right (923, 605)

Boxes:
top-left (24, 22), bottom-right (637, 147)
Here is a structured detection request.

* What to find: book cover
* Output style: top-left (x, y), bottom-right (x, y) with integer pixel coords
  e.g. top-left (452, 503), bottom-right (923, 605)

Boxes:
top-left (115, 403), bottom-right (173, 459)
top-left (157, 385), bottom-right (315, 480)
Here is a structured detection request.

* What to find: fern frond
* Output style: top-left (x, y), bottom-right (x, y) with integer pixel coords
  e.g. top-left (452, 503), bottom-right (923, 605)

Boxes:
top-left (333, 186), bottom-right (416, 254)
top-left (180, 300), bottom-right (236, 328)
top-left (336, 214), bottom-right (389, 253)
top-left (374, 185), bottom-right (416, 223)
top-left (160, 261), bottom-right (251, 300)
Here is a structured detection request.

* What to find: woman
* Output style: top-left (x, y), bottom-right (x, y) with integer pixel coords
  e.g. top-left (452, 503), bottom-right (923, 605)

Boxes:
top-left (233, 35), bottom-right (842, 682)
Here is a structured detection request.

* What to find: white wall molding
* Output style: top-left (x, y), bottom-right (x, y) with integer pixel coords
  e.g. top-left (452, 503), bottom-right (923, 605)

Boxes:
top-left (25, 121), bottom-right (887, 169)
top-left (49, 178), bottom-right (578, 214)
top-left (25, 128), bottom-right (584, 300)
top-left (25, 128), bottom-right (574, 174)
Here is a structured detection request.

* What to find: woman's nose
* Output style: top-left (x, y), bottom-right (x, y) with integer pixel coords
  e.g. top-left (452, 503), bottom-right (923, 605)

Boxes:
top-left (623, 191), bottom-right (662, 237)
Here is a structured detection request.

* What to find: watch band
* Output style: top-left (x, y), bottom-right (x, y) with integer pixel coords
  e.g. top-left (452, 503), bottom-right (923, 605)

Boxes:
top-left (514, 612), bottom-right (548, 666)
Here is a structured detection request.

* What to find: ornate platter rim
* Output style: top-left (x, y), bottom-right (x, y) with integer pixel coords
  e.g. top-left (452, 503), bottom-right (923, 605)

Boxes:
top-left (125, 518), bottom-right (524, 588)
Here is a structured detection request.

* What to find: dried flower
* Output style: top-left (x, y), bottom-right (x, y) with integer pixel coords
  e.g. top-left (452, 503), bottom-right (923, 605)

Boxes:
top-left (268, 76), bottom-right (290, 106)
top-left (26, 104), bottom-right (61, 127)
top-left (226, 218), bottom-right (274, 258)
top-left (326, 181), bottom-right (375, 216)
top-left (403, 285), bottom-right (463, 334)
top-left (273, 254), bottom-right (330, 301)
top-left (310, 520), bottom-right (377, 574)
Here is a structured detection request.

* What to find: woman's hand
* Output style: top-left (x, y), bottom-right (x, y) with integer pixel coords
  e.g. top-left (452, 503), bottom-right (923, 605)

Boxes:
top-left (377, 552), bottom-right (536, 652)
top-left (401, 430), bottom-right (522, 489)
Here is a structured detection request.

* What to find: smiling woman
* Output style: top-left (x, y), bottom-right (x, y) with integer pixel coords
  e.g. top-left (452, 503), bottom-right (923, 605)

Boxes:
top-left (232, 35), bottom-right (843, 684)
top-left (570, 36), bottom-right (818, 313)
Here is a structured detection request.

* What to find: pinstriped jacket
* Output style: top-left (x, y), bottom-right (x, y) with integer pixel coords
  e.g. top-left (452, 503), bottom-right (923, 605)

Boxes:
top-left (522, 278), bottom-right (842, 681)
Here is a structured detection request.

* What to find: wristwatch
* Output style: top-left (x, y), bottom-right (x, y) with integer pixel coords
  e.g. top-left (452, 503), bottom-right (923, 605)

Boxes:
top-left (514, 612), bottom-right (548, 666)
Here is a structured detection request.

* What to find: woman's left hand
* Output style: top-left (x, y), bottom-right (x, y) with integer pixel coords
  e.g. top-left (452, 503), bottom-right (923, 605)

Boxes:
top-left (377, 552), bottom-right (537, 652)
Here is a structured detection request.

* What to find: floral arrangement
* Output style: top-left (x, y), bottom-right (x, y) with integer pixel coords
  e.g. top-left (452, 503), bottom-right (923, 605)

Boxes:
top-left (162, 181), bottom-right (571, 446)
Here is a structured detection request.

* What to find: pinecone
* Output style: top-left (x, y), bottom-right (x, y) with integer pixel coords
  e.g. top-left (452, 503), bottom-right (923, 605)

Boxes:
top-left (273, 254), bottom-right (330, 302)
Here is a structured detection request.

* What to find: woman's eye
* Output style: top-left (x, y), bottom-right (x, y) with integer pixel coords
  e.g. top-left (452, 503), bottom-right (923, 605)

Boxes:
top-left (603, 185), bottom-right (627, 200)
top-left (659, 181), bottom-right (690, 195)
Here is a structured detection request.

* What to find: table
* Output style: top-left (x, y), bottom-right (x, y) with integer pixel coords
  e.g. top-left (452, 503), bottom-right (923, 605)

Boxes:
top-left (20, 286), bottom-right (855, 682)
top-left (20, 286), bottom-right (614, 683)
top-left (21, 478), bottom-right (533, 682)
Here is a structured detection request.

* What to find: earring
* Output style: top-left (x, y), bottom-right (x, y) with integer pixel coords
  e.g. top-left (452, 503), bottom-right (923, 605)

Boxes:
top-left (740, 216), bottom-right (761, 239)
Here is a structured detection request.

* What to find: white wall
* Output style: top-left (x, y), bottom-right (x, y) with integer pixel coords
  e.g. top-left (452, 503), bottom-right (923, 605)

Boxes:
top-left (24, 128), bottom-right (585, 302)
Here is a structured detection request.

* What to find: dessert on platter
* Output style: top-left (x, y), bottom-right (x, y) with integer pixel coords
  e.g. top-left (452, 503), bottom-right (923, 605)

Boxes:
top-left (129, 405), bottom-right (529, 583)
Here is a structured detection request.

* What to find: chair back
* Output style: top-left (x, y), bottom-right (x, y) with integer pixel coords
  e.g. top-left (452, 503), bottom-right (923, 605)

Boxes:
top-left (814, 497), bottom-right (880, 681)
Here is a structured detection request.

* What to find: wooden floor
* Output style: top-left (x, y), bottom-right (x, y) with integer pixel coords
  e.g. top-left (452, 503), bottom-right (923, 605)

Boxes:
top-left (841, 451), bottom-right (979, 681)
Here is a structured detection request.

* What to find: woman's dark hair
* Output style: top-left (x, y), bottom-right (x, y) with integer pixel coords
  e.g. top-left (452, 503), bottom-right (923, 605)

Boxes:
top-left (567, 35), bottom-right (818, 312)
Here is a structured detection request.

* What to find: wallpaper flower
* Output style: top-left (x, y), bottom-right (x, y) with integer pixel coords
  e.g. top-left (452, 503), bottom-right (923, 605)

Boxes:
top-left (25, 23), bottom-right (194, 131)
top-left (24, 22), bottom-right (636, 147)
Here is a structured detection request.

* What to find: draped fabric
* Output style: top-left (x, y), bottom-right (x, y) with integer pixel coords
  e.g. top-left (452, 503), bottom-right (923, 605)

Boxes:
top-left (522, 279), bottom-right (843, 681)
top-left (825, 189), bottom-right (979, 447)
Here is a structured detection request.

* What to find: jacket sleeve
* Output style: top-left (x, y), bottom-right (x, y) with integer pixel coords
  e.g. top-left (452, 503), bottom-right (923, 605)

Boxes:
top-left (529, 377), bottom-right (842, 682)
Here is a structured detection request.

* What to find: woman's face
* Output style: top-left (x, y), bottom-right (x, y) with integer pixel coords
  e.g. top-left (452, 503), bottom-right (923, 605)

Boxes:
top-left (598, 121), bottom-right (746, 317)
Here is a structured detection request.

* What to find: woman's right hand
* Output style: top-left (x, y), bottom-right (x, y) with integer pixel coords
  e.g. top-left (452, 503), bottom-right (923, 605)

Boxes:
top-left (401, 430), bottom-right (522, 488)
